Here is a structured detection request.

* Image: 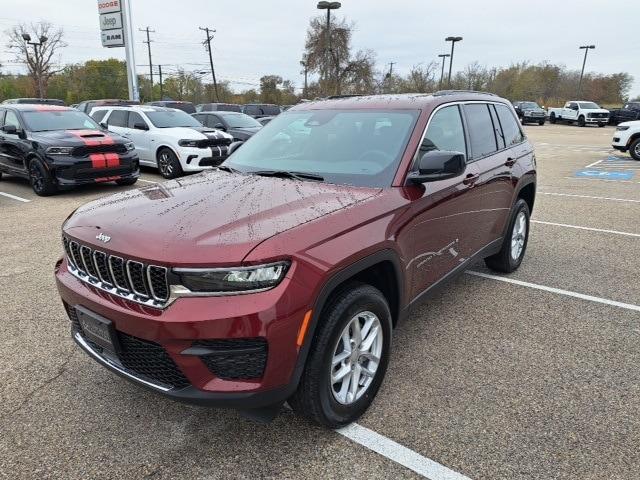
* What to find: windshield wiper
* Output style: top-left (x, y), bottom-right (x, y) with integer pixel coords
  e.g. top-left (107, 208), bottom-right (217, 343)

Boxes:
top-left (251, 170), bottom-right (324, 182)
top-left (217, 165), bottom-right (242, 174)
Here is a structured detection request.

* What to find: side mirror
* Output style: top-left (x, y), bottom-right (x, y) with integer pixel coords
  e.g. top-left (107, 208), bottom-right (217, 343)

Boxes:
top-left (134, 122), bottom-right (149, 131)
top-left (99, 122), bottom-right (108, 129)
top-left (2, 125), bottom-right (18, 135)
top-left (407, 150), bottom-right (466, 185)
top-left (228, 141), bottom-right (244, 155)
top-left (213, 123), bottom-right (226, 131)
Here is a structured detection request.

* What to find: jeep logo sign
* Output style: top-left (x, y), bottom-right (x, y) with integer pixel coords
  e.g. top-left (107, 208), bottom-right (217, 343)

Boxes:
top-left (96, 233), bottom-right (112, 243)
top-left (100, 12), bottom-right (122, 31)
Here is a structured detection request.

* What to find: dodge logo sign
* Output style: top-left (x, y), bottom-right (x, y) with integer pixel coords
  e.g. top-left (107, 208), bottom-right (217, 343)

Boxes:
top-left (96, 233), bottom-right (111, 243)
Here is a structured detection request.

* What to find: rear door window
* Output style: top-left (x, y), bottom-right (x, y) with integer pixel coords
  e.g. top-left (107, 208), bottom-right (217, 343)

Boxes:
top-left (464, 103), bottom-right (498, 159)
top-left (108, 110), bottom-right (129, 127)
top-left (495, 104), bottom-right (524, 147)
top-left (489, 105), bottom-right (506, 149)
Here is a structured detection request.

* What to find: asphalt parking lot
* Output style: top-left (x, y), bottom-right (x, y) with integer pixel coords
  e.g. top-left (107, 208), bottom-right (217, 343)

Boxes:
top-left (1, 124), bottom-right (639, 479)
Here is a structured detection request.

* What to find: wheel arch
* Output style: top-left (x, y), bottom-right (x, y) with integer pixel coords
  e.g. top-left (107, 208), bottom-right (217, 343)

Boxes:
top-left (627, 132), bottom-right (640, 147)
top-left (516, 180), bottom-right (536, 214)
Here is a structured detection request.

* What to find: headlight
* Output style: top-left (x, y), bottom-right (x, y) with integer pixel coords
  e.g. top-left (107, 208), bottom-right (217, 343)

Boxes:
top-left (174, 261), bottom-right (290, 294)
top-left (124, 142), bottom-right (135, 151)
top-left (46, 146), bottom-right (74, 155)
top-left (616, 126), bottom-right (630, 131)
top-left (178, 139), bottom-right (200, 147)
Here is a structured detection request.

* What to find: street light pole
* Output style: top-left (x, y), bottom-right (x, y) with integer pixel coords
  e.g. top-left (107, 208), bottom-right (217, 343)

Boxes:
top-left (22, 33), bottom-right (48, 98)
top-left (445, 36), bottom-right (463, 88)
top-left (438, 54), bottom-right (450, 89)
top-left (300, 58), bottom-right (309, 98)
top-left (317, 1), bottom-right (341, 96)
top-left (578, 45), bottom-right (595, 97)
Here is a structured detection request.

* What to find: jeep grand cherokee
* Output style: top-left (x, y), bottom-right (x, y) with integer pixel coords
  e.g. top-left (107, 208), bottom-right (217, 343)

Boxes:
top-left (55, 91), bottom-right (536, 427)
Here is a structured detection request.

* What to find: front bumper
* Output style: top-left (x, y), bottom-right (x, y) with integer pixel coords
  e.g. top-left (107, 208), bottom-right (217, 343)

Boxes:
top-left (49, 152), bottom-right (139, 186)
top-left (585, 116), bottom-right (609, 123)
top-left (177, 146), bottom-right (228, 172)
top-left (55, 258), bottom-right (311, 408)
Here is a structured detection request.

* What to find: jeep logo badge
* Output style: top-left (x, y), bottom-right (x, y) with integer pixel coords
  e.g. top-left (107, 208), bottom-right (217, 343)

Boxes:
top-left (96, 233), bottom-right (111, 243)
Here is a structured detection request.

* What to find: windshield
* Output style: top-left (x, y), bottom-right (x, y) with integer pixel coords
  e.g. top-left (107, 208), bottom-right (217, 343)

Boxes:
top-left (221, 113), bottom-right (262, 128)
top-left (521, 102), bottom-right (540, 109)
top-left (579, 102), bottom-right (600, 109)
top-left (145, 110), bottom-right (202, 128)
top-left (22, 110), bottom-right (100, 132)
top-left (225, 109), bottom-right (419, 188)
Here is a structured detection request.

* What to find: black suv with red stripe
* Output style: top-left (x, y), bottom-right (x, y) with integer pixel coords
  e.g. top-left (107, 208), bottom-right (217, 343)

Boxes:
top-left (0, 104), bottom-right (139, 196)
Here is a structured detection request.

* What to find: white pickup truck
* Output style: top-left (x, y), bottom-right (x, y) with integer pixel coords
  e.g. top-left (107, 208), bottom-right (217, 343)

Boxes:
top-left (548, 101), bottom-right (609, 127)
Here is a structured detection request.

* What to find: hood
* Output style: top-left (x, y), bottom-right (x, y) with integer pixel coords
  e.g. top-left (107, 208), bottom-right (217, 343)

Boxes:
top-left (64, 170), bottom-right (380, 266)
top-left (228, 127), bottom-right (260, 140)
top-left (30, 129), bottom-right (127, 146)
top-left (190, 126), bottom-right (234, 140)
top-left (584, 108), bottom-right (609, 114)
top-left (523, 107), bottom-right (545, 113)
top-left (619, 120), bottom-right (640, 128)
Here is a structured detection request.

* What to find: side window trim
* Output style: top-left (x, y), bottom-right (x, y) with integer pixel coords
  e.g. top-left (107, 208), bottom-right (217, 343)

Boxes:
top-left (0, 110), bottom-right (5, 127)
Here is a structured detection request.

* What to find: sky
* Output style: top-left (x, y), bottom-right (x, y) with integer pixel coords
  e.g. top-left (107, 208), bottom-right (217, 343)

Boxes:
top-left (1, 0), bottom-right (639, 98)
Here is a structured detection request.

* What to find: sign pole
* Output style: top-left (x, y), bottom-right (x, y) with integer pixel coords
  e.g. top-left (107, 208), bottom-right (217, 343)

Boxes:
top-left (121, 0), bottom-right (139, 101)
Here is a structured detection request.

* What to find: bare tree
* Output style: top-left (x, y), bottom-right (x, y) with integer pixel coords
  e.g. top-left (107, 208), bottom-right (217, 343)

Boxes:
top-left (6, 22), bottom-right (66, 98)
top-left (303, 16), bottom-right (376, 96)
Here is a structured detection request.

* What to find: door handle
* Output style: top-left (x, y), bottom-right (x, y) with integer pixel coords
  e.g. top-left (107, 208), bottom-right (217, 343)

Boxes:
top-left (505, 157), bottom-right (516, 167)
top-left (463, 173), bottom-right (479, 186)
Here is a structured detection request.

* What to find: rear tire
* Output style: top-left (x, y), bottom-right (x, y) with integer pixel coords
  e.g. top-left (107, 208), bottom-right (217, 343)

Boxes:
top-left (289, 283), bottom-right (392, 428)
top-left (538, 119), bottom-right (545, 126)
top-left (630, 138), bottom-right (640, 161)
top-left (484, 199), bottom-right (530, 273)
top-left (115, 177), bottom-right (138, 186)
top-left (28, 158), bottom-right (57, 196)
top-left (157, 148), bottom-right (183, 179)
top-left (578, 116), bottom-right (586, 127)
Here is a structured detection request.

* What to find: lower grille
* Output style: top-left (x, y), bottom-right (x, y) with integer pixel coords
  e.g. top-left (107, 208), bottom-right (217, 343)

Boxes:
top-left (194, 338), bottom-right (268, 380)
top-left (199, 157), bottom-right (225, 167)
top-left (66, 304), bottom-right (190, 389)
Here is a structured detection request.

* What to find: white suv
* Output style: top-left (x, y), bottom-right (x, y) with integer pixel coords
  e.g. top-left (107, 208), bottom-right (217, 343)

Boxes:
top-left (612, 120), bottom-right (640, 160)
top-left (91, 106), bottom-right (233, 178)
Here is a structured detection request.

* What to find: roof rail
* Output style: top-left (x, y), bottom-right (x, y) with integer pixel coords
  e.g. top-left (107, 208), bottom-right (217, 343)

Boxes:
top-left (433, 90), bottom-right (498, 97)
top-left (325, 94), bottom-right (365, 99)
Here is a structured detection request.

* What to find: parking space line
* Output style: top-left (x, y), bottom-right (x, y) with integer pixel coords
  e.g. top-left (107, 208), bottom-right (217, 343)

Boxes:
top-left (138, 179), bottom-right (158, 184)
top-left (538, 192), bottom-right (640, 203)
top-left (337, 423), bottom-right (472, 480)
top-left (585, 159), bottom-right (604, 168)
top-left (563, 176), bottom-right (640, 184)
top-left (466, 271), bottom-right (640, 313)
top-left (0, 191), bottom-right (31, 203)
top-left (532, 220), bottom-right (640, 238)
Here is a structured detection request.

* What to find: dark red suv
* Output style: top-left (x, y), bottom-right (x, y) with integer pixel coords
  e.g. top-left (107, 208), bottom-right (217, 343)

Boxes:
top-left (55, 91), bottom-right (536, 427)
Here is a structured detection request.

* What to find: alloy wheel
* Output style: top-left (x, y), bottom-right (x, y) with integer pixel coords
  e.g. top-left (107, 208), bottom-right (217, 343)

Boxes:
top-left (29, 162), bottom-right (44, 193)
top-left (510, 211), bottom-right (527, 261)
top-left (330, 311), bottom-right (383, 405)
top-left (635, 143), bottom-right (640, 158)
top-left (158, 153), bottom-right (173, 176)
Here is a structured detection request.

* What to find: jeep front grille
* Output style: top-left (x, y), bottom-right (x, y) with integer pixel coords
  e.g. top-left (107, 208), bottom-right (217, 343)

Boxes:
top-left (63, 236), bottom-right (169, 308)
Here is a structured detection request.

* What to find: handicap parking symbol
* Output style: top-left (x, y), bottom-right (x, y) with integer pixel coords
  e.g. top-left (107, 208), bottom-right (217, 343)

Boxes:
top-left (575, 170), bottom-right (635, 180)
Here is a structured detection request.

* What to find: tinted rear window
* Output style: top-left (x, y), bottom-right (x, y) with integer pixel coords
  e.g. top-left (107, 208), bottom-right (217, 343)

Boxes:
top-left (107, 110), bottom-right (129, 127)
top-left (464, 104), bottom-right (498, 158)
top-left (495, 104), bottom-right (524, 147)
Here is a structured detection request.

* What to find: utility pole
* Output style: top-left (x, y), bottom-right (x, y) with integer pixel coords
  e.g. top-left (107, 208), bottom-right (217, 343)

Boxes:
top-left (578, 45), bottom-right (595, 97)
top-left (300, 58), bottom-right (309, 98)
top-left (438, 54), bottom-right (450, 89)
top-left (386, 62), bottom-right (396, 93)
top-left (139, 27), bottom-right (155, 100)
top-left (158, 64), bottom-right (164, 100)
top-left (199, 27), bottom-right (219, 102)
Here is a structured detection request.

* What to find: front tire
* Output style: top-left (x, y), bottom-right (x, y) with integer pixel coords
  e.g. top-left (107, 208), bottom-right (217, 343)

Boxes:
top-left (597, 122), bottom-right (605, 128)
top-left (157, 148), bottom-right (183, 179)
top-left (578, 116), bottom-right (586, 127)
top-left (538, 119), bottom-right (545, 126)
top-left (484, 199), bottom-right (530, 273)
top-left (289, 283), bottom-right (392, 428)
top-left (550, 113), bottom-right (557, 124)
top-left (630, 138), bottom-right (640, 161)
top-left (28, 158), bottom-right (57, 196)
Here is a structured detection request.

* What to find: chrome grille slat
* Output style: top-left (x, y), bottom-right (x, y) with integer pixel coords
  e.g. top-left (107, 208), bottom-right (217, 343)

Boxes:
top-left (62, 236), bottom-right (170, 309)
top-left (126, 260), bottom-right (149, 298)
